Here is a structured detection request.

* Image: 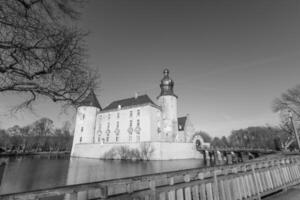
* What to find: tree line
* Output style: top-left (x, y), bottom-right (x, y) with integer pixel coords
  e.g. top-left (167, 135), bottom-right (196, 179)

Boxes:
top-left (195, 126), bottom-right (298, 151)
top-left (0, 118), bottom-right (73, 152)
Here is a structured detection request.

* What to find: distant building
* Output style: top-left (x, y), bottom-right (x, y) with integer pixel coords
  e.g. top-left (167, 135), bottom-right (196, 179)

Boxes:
top-left (71, 69), bottom-right (206, 160)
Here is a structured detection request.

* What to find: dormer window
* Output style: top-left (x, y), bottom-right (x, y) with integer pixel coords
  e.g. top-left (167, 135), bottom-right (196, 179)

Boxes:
top-left (82, 114), bottom-right (85, 120)
top-left (137, 109), bottom-right (140, 116)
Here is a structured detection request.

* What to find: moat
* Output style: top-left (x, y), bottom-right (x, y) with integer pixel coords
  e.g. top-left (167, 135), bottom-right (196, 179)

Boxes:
top-left (0, 155), bottom-right (204, 195)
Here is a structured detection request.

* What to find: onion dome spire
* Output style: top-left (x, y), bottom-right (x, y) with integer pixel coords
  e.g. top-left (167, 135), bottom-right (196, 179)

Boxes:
top-left (79, 90), bottom-right (102, 109)
top-left (158, 69), bottom-right (177, 98)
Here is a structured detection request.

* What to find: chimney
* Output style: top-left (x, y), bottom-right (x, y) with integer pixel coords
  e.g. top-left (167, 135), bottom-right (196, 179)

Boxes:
top-left (134, 92), bottom-right (138, 99)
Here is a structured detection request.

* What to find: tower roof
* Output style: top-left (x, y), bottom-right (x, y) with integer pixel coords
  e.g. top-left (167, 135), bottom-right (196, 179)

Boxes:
top-left (79, 90), bottom-right (102, 109)
top-left (158, 69), bottom-right (177, 98)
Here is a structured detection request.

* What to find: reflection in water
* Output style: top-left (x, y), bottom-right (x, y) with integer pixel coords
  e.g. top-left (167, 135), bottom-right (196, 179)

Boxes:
top-left (0, 156), bottom-right (204, 195)
top-left (0, 159), bottom-right (7, 186)
top-left (0, 155), bottom-right (70, 195)
top-left (66, 158), bottom-right (204, 185)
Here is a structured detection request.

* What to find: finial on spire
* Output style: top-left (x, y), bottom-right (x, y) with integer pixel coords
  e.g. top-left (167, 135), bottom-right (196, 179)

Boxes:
top-left (163, 68), bottom-right (169, 76)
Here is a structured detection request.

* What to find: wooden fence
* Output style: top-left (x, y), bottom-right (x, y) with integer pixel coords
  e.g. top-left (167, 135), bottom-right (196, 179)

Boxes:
top-left (1, 155), bottom-right (300, 200)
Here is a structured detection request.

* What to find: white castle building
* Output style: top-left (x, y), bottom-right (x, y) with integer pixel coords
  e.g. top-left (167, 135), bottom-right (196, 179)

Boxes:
top-left (71, 69), bottom-right (209, 160)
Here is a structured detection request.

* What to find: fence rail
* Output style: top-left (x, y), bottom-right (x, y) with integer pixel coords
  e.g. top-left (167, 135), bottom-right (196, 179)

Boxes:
top-left (196, 146), bottom-right (276, 153)
top-left (1, 155), bottom-right (300, 200)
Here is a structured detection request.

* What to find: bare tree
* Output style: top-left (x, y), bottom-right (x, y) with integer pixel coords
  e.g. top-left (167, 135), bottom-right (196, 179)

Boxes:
top-left (272, 85), bottom-right (300, 118)
top-left (0, 0), bottom-right (99, 110)
top-left (272, 85), bottom-right (300, 149)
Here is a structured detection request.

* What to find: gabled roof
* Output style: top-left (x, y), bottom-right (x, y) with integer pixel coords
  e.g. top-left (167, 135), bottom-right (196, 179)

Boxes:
top-left (79, 90), bottom-right (102, 109)
top-left (102, 94), bottom-right (158, 112)
top-left (178, 116), bottom-right (187, 131)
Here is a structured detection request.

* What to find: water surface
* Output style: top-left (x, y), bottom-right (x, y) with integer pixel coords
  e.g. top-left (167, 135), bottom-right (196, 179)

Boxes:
top-left (0, 155), bottom-right (204, 195)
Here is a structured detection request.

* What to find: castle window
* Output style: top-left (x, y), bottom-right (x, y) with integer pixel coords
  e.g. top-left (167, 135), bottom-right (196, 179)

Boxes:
top-left (79, 137), bottom-right (82, 142)
top-left (81, 127), bottom-right (84, 132)
top-left (137, 109), bottom-right (140, 116)
top-left (117, 112), bottom-right (120, 118)
top-left (108, 114), bottom-right (110, 120)
top-left (116, 121), bottom-right (119, 128)
top-left (137, 119), bottom-right (140, 127)
top-left (130, 110), bottom-right (133, 117)
top-left (129, 120), bottom-right (132, 127)
top-left (157, 127), bottom-right (161, 135)
top-left (106, 131), bottom-right (110, 142)
top-left (98, 135), bottom-right (100, 142)
top-left (83, 114), bottom-right (85, 120)
top-left (107, 122), bottom-right (110, 129)
top-left (116, 136), bottom-right (119, 142)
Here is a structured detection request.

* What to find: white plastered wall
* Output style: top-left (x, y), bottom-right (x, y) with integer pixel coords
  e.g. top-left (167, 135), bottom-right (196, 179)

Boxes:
top-left (71, 106), bottom-right (99, 155)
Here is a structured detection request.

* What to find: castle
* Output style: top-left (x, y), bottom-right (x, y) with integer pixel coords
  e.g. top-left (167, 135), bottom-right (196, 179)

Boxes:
top-left (71, 69), bottom-right (208, 160)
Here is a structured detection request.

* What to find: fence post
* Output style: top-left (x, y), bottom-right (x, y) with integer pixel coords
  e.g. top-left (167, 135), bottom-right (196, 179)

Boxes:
top-left (149, 180), bottom-right (157, 200)
top-left (213, 170), bottom-right (220, 200)
top-left (251, 164), bottom-right (261, 200)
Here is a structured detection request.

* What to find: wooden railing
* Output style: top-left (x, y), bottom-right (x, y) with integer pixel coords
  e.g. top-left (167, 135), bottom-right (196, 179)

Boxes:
top-left (196, 146), bottom-right (276, 153)
top-left (1, 155), bottom-right (300, 200)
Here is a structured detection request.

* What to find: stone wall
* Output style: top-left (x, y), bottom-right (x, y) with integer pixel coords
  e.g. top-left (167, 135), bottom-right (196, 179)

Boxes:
top-left (72, 142), bottom-right (202, 160)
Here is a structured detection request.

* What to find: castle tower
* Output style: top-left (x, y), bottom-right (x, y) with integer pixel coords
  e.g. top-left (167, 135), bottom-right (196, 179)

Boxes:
top-left (71, 90), bottom-right (102, 156)
top-left (157, 69), bottom-right (178, 142)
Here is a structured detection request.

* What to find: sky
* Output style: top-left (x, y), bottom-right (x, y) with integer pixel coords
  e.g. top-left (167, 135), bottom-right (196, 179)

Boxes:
top-left (1, 0), bottom-right (300, 137)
